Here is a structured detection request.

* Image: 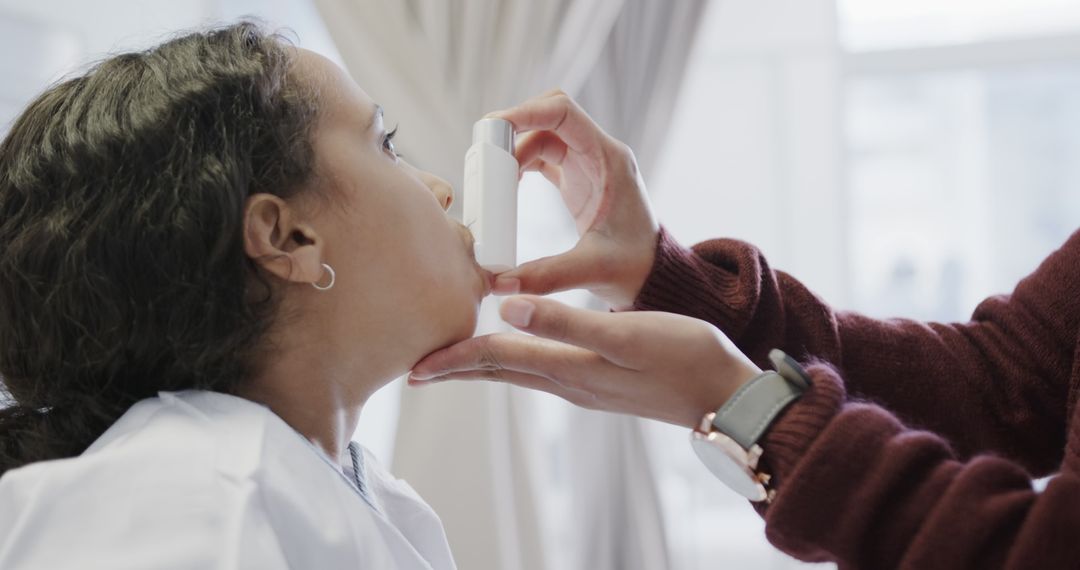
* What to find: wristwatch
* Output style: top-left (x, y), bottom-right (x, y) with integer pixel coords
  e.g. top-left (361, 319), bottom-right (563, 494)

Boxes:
top-left (690, 349), bottom-right (811, 502)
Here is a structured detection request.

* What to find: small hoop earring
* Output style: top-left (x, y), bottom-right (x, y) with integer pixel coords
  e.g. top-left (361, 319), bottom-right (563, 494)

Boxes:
top-left (311, 263), bottom-right (335, 291)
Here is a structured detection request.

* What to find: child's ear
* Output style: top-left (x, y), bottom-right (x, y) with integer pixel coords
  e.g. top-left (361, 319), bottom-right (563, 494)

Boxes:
top-left (243, 193), bottom-right (325, 285)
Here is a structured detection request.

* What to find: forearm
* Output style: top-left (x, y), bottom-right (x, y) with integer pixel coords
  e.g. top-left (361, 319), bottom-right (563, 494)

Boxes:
top-left (633, 226), bottom-right (1070, 473)
top-left (756, 364), bottom-right (1080, 569)
top-left (632, 227), bottom-right (843, 365)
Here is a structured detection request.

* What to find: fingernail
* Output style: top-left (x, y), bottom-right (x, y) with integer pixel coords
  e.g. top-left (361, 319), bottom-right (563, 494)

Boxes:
top-left (493, 277), bottom-right (521, 295)
top-left (501, 297), bottom-right (534, 328)
top-left (409, 371), bottom-right (440, 381)
top-left (409, 375), bottom-right (446, 387)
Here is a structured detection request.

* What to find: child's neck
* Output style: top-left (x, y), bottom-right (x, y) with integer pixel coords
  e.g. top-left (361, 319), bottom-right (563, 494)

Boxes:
top-left (240, 346), bottom-right (389, 466)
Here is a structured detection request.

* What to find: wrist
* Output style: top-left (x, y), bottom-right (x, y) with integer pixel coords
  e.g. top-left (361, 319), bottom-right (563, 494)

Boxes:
top-left (681, 361), bottom-right (762, 429)
top-left (689, 350), bottom-right (812, 502)
top-left (600, 232), bottom-right (660, 310)
top-left (714, 359), bottom-right (763, 411)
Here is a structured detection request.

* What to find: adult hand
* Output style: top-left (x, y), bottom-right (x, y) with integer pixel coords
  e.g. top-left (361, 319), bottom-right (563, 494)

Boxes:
top-left (488, 90), bottom-right (659, 309)
top-left (409, 295), bottom-right (761, 428)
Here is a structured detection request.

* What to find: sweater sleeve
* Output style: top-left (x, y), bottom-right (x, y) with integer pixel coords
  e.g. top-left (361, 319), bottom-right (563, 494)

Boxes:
top-left (755, 362), bottom-right (1080, 569)
top-left (632, 227), bottom-right (1080, 476)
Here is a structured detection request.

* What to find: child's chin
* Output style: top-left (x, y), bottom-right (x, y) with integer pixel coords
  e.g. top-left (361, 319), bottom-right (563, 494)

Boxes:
top-left (460, 309), bottom-right (481, 340)
top-left (433, 297), bottom-right (486, 350)
top-left (444, 306), bottom-right (481, 345)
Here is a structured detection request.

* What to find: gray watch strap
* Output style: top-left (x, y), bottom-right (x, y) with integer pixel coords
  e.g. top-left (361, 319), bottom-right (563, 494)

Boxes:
top-left (711, 350), bottom-right (810, 449)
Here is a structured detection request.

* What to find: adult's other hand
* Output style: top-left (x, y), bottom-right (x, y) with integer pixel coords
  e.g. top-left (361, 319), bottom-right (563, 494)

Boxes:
top-left (409, 295), bottom-right (761, 428)
top-left (488, 91), bottom-right (659, 309)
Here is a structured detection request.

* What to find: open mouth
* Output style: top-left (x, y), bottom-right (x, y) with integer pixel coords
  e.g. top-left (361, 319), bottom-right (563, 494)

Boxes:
top-left (456, 222), bottom-right (478, 261)
top-left (455, 222), bottom-right (492, 295)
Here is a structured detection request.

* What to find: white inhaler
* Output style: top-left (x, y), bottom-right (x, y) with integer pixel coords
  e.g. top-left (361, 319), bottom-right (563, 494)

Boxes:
top-left (463, 118), bottom-right (518, 273)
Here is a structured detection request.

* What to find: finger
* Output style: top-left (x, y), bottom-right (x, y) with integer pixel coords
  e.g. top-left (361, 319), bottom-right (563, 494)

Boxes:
top-left (484, 88), bottom-right (566, 122)
top-left (409, 331), bottom-right (598, 383)
top-left (498, 295), bottom-right (632, 362)
top-left (537, 87), bottom-right (567, 99)
top-left (408, 368), bottom-right (591, 404)
top-left (487, 91), bottom-right (603, 156)
top-left (491, 244), bottom-right (595, 297)
top-left (519, 158), bottom-right (564, 187)
top-left (515, 130), bottom-right (569, 169)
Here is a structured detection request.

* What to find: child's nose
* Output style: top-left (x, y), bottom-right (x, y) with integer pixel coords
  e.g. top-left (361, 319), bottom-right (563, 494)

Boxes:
top-left (423, 172), bottom-right (454, 211)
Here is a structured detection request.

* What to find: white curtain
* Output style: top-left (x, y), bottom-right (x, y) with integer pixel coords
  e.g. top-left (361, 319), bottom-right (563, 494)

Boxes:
top-left (310, 1), bottom-right (705, 568)
top-left (309, 0), bottom-right (627, 206)
top-left (566, 3), bottom-right (709, 569)
top-left (577, 0), bottom-right (710, 176)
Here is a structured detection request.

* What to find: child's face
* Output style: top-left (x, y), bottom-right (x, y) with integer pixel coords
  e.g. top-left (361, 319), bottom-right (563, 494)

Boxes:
top-left (290, 49), bottom-right (489, 374)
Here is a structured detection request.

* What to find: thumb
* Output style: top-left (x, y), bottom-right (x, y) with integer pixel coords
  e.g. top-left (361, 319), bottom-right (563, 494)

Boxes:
top-left (492, 245), bottom-right (595, 296)
top-left (499, 295), bottom-right (627, 360)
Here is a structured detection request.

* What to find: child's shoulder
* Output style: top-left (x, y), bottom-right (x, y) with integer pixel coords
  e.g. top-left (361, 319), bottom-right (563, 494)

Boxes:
top-left (0, 391), bottom-right (276, 567)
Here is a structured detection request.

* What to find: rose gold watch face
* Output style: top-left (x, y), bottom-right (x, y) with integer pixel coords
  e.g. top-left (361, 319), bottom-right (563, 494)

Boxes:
top-left (691, 431), bottom-right (768, 501)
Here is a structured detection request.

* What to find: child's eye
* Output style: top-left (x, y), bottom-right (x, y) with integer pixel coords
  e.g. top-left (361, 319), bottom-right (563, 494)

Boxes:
top-left (382, 125), bottom-right (401, 158)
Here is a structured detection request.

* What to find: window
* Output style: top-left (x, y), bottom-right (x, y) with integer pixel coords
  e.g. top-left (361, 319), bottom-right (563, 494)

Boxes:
top-left (842, 6), bottom-right (1080, 321)
top-left (841, 0), bottom-right (1080, 51)
top-left (648, 0), bottom-right (1080, 567)
top-left (846, 62), bottom-right (1080, 321)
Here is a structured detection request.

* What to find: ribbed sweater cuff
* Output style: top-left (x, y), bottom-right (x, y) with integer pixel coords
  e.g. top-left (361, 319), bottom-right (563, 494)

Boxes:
top-left (629, 226), bottom-right (746, 334)
top-left (759, 363), bottom-right (846, 495)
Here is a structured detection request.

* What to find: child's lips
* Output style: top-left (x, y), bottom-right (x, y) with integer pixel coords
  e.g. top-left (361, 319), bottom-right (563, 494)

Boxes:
top-left (454, 222), bottom-right (490, 296)
top-left (456, 222), bottom-right (477, 259)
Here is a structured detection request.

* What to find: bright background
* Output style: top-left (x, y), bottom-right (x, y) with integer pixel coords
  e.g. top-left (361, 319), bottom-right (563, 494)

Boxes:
top-left (643, 0), bottom-right (1080, 567)
top-left (2, 1), bottom-right (1079, 568)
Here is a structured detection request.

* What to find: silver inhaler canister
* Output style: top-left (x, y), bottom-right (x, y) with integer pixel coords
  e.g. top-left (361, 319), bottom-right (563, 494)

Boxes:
top-left (463, 118), bottom-right (518, 273)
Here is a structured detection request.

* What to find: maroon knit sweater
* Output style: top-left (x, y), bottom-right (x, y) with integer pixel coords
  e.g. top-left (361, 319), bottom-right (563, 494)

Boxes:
top-left (632, 227), bottom-right (1080, 569)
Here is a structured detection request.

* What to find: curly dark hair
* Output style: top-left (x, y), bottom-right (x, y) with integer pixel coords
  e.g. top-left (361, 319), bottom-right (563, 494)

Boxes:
top-left (0, 21), bottom-right (319, 475)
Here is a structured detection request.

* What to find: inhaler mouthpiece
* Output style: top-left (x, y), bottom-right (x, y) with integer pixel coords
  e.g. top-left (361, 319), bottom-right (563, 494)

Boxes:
top-left (463, 118), bottom-right (518, 273)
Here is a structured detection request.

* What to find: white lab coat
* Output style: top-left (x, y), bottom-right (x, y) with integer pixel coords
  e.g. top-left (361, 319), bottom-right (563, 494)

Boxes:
top-left (0, 390), bottom-right (457, 569)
